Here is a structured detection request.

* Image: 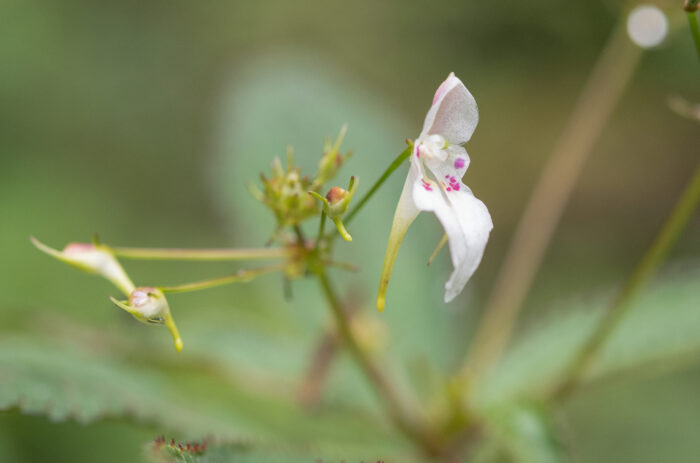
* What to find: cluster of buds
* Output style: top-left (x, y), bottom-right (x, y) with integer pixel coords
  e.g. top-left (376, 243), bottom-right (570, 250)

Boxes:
top-left (249, 152), bottom-right (319, 229)
top-left (249, 126), bottom-right (353, 234)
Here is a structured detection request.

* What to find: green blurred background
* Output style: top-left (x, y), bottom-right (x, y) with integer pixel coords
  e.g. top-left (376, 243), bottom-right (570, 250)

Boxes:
top-left (1, 0), bottom-right (699, 462)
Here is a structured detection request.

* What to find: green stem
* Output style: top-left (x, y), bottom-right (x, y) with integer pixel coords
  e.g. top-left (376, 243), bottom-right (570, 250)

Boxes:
top-left (553, 160), bottom-right (700, 399)
top-left (159, 264), bottom-right (285, 294)
top-left (293, 224), bottom-right (306, 245)
top-left (331, 217), bottom-right (352, 242)
top-left (316, 212), bottom-right (327, 247)
top-left (164, 314), bottom-right (184, 352)
top-left (687, 11), bottom-right (700, 60)
top-left (324, 260), bottom-right (359, 272)
top-left (342, 146), bottom-right (411, 227)
top-left (111, 246), bottom-right (292, 261)
top-left (315, 268), bottom-right (440, 455)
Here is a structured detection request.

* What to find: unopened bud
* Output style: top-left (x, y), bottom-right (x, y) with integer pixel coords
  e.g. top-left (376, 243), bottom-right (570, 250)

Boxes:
top-left (309, 177), bottom-right (358, 241)
top-left (111, 287), bottom-right (183, 352)
top-left (128, 287), bottom-right (169, 323)
top-left (31, 237), bottom-right (135, 295)
top-left (323, 177), bottom-right (358, 219)
top-left (325, 186), bottom-right (347, 204)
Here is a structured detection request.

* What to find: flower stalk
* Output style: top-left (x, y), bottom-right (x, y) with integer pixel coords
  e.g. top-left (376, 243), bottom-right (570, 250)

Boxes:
top-left (159, 264), bottom-right (287, 294)
top-left (342, 146), bottom-right (411, 227)
top-left (315, 267), bottom-right (441, 456)
top-left (111, 246), bottom-right (293, 261)
top-left (687, 9), bottom-right (700, 60)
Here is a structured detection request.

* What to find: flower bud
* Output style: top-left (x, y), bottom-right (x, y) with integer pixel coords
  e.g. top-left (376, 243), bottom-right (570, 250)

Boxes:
top-left (128, 287), bottom-right (170, 323)
top-left (325, 186), bottom-right (347, 204)
top-left (317, 177), bottom-right (358, 219)
top-left (253, 156), bottom-right (318, 228)
top-left (110, 287), bottom-right (183, 352)
top-left (309, 177), bottom-right (358, 241)
top-left (31, 237), bottom-right (135, 295)
top-left (324, 186), bottom-right (351, 219)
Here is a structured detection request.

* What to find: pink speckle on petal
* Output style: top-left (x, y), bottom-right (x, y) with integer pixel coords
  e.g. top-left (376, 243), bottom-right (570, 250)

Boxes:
top-left (416, 146), bottom-right (420, 158)
top-left (432, 74), bottom-right (454, 105)
top-left (63, 242), bottom-right (95, 254)
top-left (454, 158), bottom-right (465, 169)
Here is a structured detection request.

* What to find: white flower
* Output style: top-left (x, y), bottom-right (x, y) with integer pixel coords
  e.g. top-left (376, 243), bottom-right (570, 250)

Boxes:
top-left (31, 237), bottom-right (135, 295)
top-left (377, 73), bottom-right (493, 310)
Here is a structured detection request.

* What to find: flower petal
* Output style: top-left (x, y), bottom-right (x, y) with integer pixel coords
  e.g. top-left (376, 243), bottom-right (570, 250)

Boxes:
top-left (376, 160), bottom-right (421, 311)
top-left (424, 144), bottom-right (471, 186)
top-left (421, 73), bottom-right (478, 146)
top-left (412, 177), bottom-right (492, 302)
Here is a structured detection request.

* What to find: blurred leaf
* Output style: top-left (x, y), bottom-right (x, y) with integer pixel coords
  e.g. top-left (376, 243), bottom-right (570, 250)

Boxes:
top-left (562, 367), bottom-right (700, 463)
top-left (476, 263), bottom-right (700, 406)
top-left (0, 333), bottom-right (234, 433)
top-left (0, 329), bottom-right (414, 460)
top-left (147, 439), bottom-right (371, 463)
top-left (480, 402), bottom-right (564, 463)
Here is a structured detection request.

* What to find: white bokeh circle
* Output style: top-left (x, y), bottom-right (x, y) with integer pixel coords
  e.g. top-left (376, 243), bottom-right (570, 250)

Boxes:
top-left (627, 5), bottom-right (669, 48)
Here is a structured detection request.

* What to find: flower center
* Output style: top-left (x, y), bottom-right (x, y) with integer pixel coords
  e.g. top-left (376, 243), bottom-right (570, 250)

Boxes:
top-left (416, 134), bottom-right (447, 162)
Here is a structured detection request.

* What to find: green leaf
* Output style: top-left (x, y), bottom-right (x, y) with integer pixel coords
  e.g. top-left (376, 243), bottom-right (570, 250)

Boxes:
top-left (0, 329), bottom-right (415, 460)
top-left (148, 439), bottom-right (393, 463)
top-left (480, 402), bottom-right (564, 463)
top-left (0, 333), bottom-right (234, 434)
top-left (475, 264), bottom-right (700, 406)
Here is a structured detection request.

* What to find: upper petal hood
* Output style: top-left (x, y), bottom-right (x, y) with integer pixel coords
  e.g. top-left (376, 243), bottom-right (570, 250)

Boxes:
top-left (421, 72), bottom-right (479, 146)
